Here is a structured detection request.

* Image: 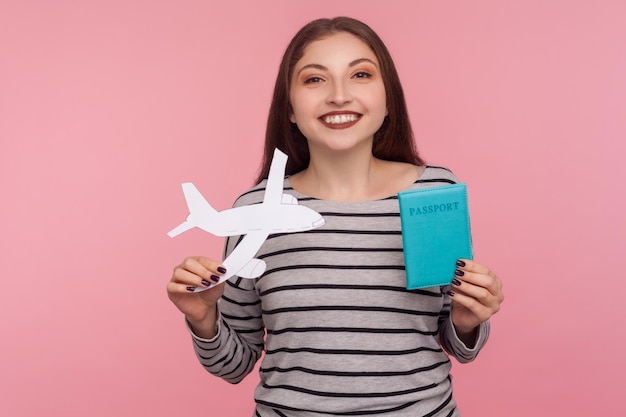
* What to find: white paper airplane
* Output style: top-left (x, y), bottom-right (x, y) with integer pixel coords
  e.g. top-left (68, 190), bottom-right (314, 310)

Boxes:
top-left (167, 148), bottom-right (325, 291)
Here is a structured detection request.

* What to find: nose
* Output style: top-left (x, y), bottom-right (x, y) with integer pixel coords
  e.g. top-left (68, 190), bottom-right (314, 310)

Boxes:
top-left (327, 79), bottom-right (352, 105)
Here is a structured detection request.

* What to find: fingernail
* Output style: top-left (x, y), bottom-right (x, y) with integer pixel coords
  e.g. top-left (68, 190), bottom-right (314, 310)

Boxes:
top-left (186, 286), bottom-right (196, 292)
top-left (456, 260), bottom-right (466, 267)
top-left (447, 290), bottom-right (455, 297)
top-left (454, 269), bottom-right (465, 277)
top-left (217, 267), bottom-right (227, 274)
top-left (201, 279), bottom-right (211, 287)
top-left (210, 274), bottom-right (220, 283)
top-left (452, 278), bottom-right (462, 286)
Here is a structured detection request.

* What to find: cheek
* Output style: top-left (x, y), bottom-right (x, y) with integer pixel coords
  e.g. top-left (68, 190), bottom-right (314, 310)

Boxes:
top-left (371, 91), bottom-right (388, 119)
top-left (368, 91), bottom-right (388, 132)
top-left (361, 83), bottom-right (387, 115)
top-left (288, 93), bottom-right (312, 124)
top-left (289, 103), bottom-right (303, 124)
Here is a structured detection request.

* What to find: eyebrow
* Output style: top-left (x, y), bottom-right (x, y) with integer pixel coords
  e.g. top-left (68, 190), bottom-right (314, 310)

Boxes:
top-left (296, 58), bottom-right (379, 76)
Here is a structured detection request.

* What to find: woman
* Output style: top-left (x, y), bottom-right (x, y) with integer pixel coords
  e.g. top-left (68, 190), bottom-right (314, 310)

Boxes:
top-left (168, 16), bottom-right (504, 416)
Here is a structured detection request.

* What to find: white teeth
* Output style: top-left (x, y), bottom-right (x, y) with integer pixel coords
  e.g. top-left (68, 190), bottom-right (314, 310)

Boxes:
top-left (323, 114), bottom-right (358, 124)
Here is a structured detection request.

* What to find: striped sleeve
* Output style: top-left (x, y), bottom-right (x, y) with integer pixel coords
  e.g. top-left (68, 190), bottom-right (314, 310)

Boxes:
top-left (187, 274), bottom-right (265, 384)
top-left (424, 166), bottom-right (491, 363)
top-left (186, 186), bottom-right (268, 384)
top-left (438, 288), bottom-right (491, 363)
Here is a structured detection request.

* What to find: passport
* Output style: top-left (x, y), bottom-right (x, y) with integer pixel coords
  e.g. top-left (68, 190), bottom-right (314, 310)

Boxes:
top-left (398, 183), bottom-right (473, 290)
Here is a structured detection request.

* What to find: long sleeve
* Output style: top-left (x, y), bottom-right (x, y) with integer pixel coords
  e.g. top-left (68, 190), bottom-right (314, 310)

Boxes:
top-left (187, 233), bottom-right (266, 384)
top-left (187, 277), bottom-right (265, 383)
top-left (438, 288), bottom-right (490, 363)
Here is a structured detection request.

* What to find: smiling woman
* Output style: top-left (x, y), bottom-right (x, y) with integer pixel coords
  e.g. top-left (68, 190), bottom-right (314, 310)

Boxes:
top-left (259, 17), bottom-right (424, 181)
top-left (167, 16), bottom-right (503, 417)
top-left (2, 2), bottom-right (624, 416)
top-left (288, 32), bottom-right (388, 154)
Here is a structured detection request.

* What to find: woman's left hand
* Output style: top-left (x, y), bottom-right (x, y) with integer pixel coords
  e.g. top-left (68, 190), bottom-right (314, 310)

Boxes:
top-left (448, 259), bottom-right (504, 338)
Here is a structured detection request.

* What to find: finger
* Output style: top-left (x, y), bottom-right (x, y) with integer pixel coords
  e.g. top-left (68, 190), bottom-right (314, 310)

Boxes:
top-left (172, 267), bottom-right (217, 288)
top-left (166, 280), bottom-right (199, 295)
top-left (451, 277), bottom-right (498, 309)
top-left (449, 290), bottom-right (498, 323)
top-left (453, 269), bottom-right (498, 295)
top-left (454, 261), bottom-right (502, 297)
top-left (176, 257), bottom-right (222, 285)
top-left (194, 256), bottom-right (228, 276)
top-left (455, 259), bottom-right (494, 277)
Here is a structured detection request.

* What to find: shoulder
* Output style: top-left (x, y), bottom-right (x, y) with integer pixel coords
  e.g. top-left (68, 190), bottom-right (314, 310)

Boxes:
top-left (376, 160), bottom-right (422, 195)
top-left (231, 181), bottom-right (266, 208)
top-left (417, 165), bottom-right (460, 185)
top-left (231, 178), bottom-right (291, 208)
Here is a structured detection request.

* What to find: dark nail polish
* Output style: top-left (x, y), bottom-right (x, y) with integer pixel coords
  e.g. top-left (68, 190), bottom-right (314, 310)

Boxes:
top-left (456, 260), bottom-right (466, 267)
top-left (217, 267), bottom-right (227, 274)
top-left (201, 279), bottom-right (211, 287)
top-left (452, 278), bottom-right (462, 286)
top-left (454, 269), bottom-right (465, 277)
top-left (210, 274), bottom-right (220, 283)
top-left (186, 286), bottom-right (196, 292)
top-left (447, 290), bottom-right (455, 297)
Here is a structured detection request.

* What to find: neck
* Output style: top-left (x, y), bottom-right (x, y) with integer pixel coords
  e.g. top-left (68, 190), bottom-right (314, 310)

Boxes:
top-left (293, 144), bottom-right (382, 202)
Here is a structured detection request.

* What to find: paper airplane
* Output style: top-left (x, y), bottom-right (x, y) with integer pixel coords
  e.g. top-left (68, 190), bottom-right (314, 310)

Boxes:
top-left (167, 148), bottom-right (325, 291)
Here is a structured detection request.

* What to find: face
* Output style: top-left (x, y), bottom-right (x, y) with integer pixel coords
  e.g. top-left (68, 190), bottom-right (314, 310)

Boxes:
top-left (289, 32), bottom-right (387, 154)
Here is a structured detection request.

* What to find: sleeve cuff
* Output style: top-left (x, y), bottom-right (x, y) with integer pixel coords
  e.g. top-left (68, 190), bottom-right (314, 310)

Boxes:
top-left (448, 315), bottom-right (490, 362)
top-left (185, 310), bottom-right (222, 344)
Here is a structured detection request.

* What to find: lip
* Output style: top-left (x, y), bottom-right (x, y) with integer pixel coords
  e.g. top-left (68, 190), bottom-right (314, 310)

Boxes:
top-left (318, 111), bottom-right (362, 129)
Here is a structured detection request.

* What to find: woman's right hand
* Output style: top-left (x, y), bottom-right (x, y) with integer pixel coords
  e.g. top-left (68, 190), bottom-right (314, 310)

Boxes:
top-left (167, 256), bottom-right (227, 337)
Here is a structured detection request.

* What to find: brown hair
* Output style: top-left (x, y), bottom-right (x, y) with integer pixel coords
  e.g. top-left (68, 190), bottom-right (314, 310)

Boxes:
top-left (255, 16), bottom-right (424, 184)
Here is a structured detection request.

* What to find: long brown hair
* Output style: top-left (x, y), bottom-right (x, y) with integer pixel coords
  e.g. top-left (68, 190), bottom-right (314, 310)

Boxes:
top-left (255, 16), bottom-right (424, 184)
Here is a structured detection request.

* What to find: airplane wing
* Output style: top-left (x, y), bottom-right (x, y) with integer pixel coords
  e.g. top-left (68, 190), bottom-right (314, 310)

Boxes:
top-left (263, 149), bottom-right (288, 205)
top-left (222, 230), bottom-right (270, 279)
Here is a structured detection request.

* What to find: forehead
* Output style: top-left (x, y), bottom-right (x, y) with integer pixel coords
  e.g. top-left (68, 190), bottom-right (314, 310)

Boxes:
top-left (297, 32), bottom-right (378, 66)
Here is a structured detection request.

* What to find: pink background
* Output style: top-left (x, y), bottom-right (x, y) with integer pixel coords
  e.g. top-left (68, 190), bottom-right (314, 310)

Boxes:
top-left (1, 1), bottom-right (624, 415)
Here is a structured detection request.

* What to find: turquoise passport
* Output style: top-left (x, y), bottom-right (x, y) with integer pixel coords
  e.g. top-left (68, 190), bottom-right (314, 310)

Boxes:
top-left (398, 183), bottom-right (473, 290)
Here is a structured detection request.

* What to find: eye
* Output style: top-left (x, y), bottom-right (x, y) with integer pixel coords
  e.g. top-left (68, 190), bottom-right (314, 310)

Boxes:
top-left (352, 71), bottom-right (372, 79)
top-left (304, 76), bottom-right (324, 84)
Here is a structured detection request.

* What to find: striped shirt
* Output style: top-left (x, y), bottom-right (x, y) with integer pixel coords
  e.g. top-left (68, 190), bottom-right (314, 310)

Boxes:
top-left (188, 166), bottom-right (490, 416)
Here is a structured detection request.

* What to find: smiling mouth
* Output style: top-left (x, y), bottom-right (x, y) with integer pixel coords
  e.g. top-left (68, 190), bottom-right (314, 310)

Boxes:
top-left (321, 113), bottom-right (361, 125)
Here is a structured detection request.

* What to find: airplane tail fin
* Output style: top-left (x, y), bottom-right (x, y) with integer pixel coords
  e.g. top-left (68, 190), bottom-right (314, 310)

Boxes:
top-left (167, 182), bottom-right (217, 238)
